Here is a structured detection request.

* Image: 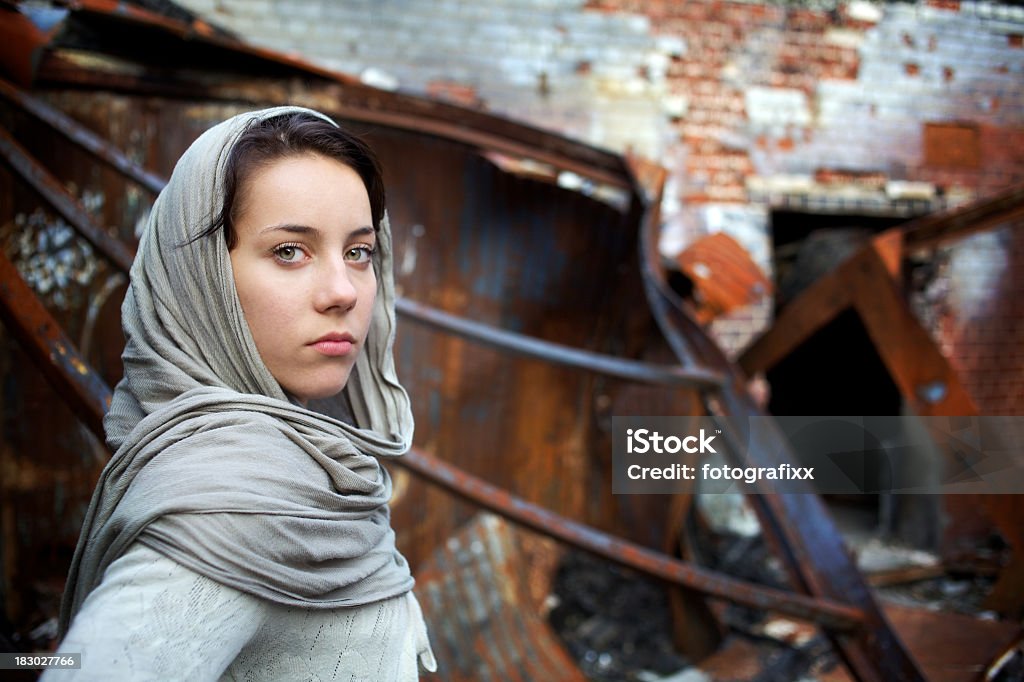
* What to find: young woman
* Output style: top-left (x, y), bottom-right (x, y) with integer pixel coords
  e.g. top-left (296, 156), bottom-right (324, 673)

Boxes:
top-left (46, 107), bottom-right (435, 680)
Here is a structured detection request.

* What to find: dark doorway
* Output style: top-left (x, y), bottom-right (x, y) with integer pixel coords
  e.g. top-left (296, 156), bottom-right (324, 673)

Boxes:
top-left (767, 209), bottom-right (906, 417)
top-left (765, 210), bottom-right (909, 530)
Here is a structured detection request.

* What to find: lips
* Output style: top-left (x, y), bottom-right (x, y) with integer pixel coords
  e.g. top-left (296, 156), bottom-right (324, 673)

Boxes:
top-left (309, 332), bottom-right (356, 357)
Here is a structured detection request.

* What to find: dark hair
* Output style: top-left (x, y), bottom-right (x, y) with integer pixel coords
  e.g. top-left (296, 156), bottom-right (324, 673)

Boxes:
top-left (197, 112), bottom-right (386, 248)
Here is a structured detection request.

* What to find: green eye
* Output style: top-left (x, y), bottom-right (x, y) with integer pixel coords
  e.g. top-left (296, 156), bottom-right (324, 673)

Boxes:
top-left (345, 246), bottom-right (374, 263)
top-left (272, 244), bottom-right (304, 263)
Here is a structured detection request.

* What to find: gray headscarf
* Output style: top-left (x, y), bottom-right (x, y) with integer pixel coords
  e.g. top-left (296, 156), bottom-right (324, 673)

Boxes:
top-left (59, 106), bottom-right (415, 638)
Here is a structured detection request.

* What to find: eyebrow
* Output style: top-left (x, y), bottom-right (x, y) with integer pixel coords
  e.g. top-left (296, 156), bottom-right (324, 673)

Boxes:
top-left (258, 224), bottom-right (376, 239)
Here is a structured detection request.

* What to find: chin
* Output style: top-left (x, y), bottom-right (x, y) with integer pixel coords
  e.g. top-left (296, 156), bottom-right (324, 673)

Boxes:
top-left (290, 374), bottom-right (352, 404)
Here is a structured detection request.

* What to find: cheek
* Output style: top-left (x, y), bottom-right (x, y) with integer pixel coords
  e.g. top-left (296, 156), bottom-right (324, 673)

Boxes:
top-left (368, 278), bottom-right (378, 308)
top-left (234, 266), bottom-right (297, 345)
top-left (362, 276), bottom-right (374, 315)
top-left (360, 279), bottom-right (378, 336)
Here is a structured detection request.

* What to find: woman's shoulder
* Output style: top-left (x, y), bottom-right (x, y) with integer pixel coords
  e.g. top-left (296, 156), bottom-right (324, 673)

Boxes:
top-left (230, 591), bottom-right (435, 681)
top-left (49, 543), bottom-right (267, 681)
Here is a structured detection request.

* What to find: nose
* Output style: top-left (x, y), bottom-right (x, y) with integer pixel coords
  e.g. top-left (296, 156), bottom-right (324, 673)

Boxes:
top-left (312, 256), bottom-right (358, 312)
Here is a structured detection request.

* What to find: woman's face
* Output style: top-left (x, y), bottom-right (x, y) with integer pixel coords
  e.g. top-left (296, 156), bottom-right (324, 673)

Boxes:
top-left (229, 153), bottom-right (377, 405)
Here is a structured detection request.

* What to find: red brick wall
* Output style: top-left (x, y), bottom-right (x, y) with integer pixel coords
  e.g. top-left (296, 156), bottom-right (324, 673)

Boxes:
top-left (585, 0), bottom-right (1024, 413)
top-left (588, 0), bottom-right (1024, 204)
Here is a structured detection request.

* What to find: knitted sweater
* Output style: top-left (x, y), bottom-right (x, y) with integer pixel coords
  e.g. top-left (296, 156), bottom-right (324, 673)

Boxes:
top-left (43, 543), bottom-right (436, 681)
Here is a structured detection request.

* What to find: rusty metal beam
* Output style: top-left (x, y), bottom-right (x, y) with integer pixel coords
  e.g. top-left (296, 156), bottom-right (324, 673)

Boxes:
top-left (736, 265), bottom-right (852, 379)
top-left (902, 181), bottom-right (1024, 251)
top-left (0, 250), bottom-right (111, 437)
top-left (323, 100), bottom-right (630, 190)
top-left (62, 0), bottom-right (366, 84)
top-left (849, 246), bottom-right (978, 415)
top-left (0, 77), bottom-right (165, 194)
top-left (0, 125), bottom-right (134, 273)
top-left (397, 447), bottom-right (864, 632)
top-left (396, 297), bottom-right (725, 389)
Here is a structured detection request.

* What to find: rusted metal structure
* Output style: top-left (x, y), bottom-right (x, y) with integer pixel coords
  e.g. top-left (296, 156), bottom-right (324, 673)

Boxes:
top-left (1, 2), bottom-right (1020, 680)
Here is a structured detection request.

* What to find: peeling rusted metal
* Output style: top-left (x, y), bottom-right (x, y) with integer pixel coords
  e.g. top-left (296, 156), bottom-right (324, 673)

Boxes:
top-left (0, 124), bottom-right (134, 272)
top-left (0, 249), bottom-right (111, 438)
top-left (0, 77), bottom-right (165, 194)
top-left (61, 0), bottom-right (360, 83)
top-left (675, 232), bottom-right (772, 325)
top-left (0, 4), bottom-right (62, 86)
top-left (416, 514), bottom-right (588, 681)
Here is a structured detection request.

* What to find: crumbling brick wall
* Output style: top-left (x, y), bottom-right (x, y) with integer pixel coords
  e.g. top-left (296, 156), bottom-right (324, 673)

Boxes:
top-left (931, 227), bottom-right (1024, 415)
top-left (177, 0), bottom-right (1024, 413)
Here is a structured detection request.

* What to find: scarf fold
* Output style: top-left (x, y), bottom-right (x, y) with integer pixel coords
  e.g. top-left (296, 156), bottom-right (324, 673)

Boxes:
top-left (59, 106), bottom-right (414, 637)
